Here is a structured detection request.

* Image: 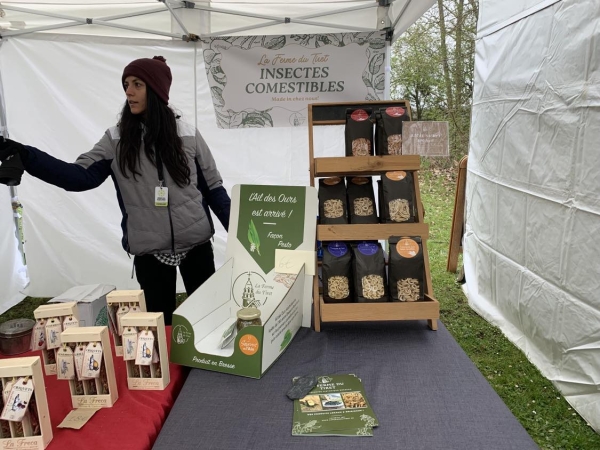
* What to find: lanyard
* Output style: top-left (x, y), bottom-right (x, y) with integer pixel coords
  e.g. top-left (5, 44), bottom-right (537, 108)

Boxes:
top-left (155, 149), bottom-right (165, 187)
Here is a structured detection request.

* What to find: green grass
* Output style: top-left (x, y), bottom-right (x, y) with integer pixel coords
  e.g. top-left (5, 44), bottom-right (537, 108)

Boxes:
top-left (2, 168), bottom-right (599, 448)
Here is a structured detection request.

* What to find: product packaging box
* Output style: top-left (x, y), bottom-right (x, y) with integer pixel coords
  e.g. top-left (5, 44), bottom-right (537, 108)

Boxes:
top-left (49, 284), bottom-right (115, 327)
top-left (170, 184), bottom-right (317, 379)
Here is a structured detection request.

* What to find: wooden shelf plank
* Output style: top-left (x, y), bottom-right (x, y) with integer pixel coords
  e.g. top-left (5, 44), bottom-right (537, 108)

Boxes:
top-left (320, 294), bottom-right (439, 323)
top-left (314, 155), bottom-right (421, 177)
top-left (317, 223), bottom-right (429, 241)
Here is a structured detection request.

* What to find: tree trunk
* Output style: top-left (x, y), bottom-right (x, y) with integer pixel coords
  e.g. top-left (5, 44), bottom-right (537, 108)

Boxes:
top-left (437, 0), bottom-right (453, 113)
top-left (453, 0), bottom-right (465, 108)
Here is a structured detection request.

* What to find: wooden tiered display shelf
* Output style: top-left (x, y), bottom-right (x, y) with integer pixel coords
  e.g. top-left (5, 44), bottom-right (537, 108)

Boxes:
top-left (308, 100), bottom-right (440, 332)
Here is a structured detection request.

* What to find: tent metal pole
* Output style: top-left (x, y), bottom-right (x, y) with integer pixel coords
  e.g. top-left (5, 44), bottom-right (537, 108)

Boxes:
top-left (392, 0), bottom-right (412, 30)
top-left (91, 20), bottom-right (183, 39)
top-left (288, 19), bottom-right (373, 32)
top-left (1, 22), bottom-right (81, 37)
top-left (0, 44), bottom-right (26, 265)
top-left (98, 6), bottom-right (177, 22)
top-left (0, 4), bottom-right (87, 23)
top-left (187, 4), bottom-right (286, 22)
top-left (163, 1), bottom-right (190, 36)
top-left (203, 3), bottom-right (378, 37)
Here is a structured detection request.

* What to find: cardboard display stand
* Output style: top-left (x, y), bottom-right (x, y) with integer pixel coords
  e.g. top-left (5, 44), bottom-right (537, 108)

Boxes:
top-left (119, 312), bottom-right (170, 390)
top-left (33, 302), bottom-right (80, 376)
top-left (170, 184), bottom-right (317, 379)
top-left (48, 284), bottom-right (116, 327)
top-left (0, 357), bottom-right (53, 449)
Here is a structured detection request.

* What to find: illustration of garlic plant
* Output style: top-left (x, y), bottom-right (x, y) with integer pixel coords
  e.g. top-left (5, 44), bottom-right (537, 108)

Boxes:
top-left (292, 420), bottom-right (321, 434)
top-left (247, 219), bottom-right (261, 255)
top-left (356, 414), bottom-right (377, 436)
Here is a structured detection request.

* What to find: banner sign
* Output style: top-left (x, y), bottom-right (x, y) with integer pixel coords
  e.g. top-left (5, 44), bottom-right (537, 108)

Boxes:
top-left (201, 32), bottom-right (387, 128)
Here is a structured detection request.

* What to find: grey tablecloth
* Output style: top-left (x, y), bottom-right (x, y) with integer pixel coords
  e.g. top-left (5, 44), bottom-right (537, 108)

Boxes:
top-left (154, 321), bottom-right (538, 450)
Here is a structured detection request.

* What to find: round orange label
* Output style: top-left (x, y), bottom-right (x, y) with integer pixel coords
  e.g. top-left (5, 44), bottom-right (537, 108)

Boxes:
top-left (386, 171), bottom-right (406, 181)
top-left (350, 109), bottom-right (369, 122)
top-left (351, 177), bottom-right (369, 185)
top-left (386, 107), bottom-right (406, 117)
top-left (397, 238), bottom-right (420, 258)
top-left (239, 334), bottom-right (260, 355)
top-left (323, 177), bottom-right (341, 186)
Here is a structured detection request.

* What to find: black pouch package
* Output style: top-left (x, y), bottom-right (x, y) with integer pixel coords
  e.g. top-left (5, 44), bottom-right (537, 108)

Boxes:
top-left (322, 241), bottom-right (353, 303)
top-left (381, 170), bottom-right (415, 223)
top-left (351, 241), bottom-right (388, 303)
top-left (344, 108), bottom-right (374, 156)
top-left (318, 177), bottom-right (348, 224)
top-left (346, 176), bottom-right (378, 224)
top-left (388, 236), bottom-right (424, 302)
top-left (374, 106), bottom-right (411, 155)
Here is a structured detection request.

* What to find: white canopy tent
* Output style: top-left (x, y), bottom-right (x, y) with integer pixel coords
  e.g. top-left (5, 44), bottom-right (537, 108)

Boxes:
top-left (466, 0), bottom-right (600, 433)
top-left (0, 0), bottom-right (435, 310)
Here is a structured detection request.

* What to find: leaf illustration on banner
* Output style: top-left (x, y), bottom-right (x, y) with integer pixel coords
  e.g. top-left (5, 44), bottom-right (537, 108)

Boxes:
top-left (290, 34), bottom-right (313, 47)
top-left (369, 53), bottom-right (384, 75)
top-left (211, 86), bottom-right (225, 107)
top-left (210, 66), bottom-right (227, 85)
top-left (203, 49), bottom-right (217, 65)
top-left (247, 219), bottom-right (261, 256)
top-left (369, 38), bottom-right (386, 50)
top-left (373, 73), bottom-right (385, 91)
top-left (243, 111), bottom-right (273, 128)
top-left (324, 34), bottom-right (340, 46)
top-left (362, 72), bottom-right (372, 88)
top-left (265, 35), bottom-right (286, 50)
top-left (366, 93), bottom-right (378, 101)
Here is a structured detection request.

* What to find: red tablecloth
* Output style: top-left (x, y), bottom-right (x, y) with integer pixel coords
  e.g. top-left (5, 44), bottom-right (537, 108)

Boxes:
top-left (2, 327), bottom-right (188, 450)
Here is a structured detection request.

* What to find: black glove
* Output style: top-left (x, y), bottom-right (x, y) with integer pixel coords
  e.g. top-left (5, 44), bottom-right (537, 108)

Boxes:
top-left (0, 137), bottom-right (25, 186)
top-left (0, 137), bottom-right (24, 162)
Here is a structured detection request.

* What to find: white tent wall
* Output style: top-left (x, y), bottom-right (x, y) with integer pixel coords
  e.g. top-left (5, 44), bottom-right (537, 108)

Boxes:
top-left (465, 0), bottom-right (600, 432)
top-left (0, 187), bottom-right (27, 314)
top-left (0, 34), bottom-right (349, 299)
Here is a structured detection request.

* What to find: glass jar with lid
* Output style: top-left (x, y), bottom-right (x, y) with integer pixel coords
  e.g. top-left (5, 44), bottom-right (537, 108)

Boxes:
top-left (236, 307), bottom-right (262, 332)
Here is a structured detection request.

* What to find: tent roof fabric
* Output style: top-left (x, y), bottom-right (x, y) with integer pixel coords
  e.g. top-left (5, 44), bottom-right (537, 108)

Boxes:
top-left (0, 0), bottom-right (435, 41)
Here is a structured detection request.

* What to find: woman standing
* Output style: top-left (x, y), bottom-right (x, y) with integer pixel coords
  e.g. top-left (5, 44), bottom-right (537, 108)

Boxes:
top-left (0, 56), bottom-right (230, 325)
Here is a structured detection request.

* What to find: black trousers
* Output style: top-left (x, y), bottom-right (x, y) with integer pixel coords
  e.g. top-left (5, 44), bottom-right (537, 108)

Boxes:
top-left (133, 241), bottom-right (215, 325)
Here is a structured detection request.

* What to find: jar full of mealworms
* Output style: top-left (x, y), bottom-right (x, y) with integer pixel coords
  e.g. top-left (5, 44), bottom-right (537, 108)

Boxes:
top-left (236, 307), bottom-right (262, 332)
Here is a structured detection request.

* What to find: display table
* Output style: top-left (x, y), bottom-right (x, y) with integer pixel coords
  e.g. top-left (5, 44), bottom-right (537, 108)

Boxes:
top-left (3, 326), bottom-right (188, 450)
top-left (154, 321), bottom-right (537, 450)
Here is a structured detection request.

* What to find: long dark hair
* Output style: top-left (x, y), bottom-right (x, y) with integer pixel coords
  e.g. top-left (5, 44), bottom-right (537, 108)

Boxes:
top-left (117, 87), bottom-right (190, 188)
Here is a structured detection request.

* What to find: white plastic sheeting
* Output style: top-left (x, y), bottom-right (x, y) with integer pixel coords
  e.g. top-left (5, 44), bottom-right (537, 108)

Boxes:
top-left (0, 34), bottom-right (349, 298)
top-left (0, 187), bottom-right (27, 313)
top-left (465, 0), bottom-right (600, 432)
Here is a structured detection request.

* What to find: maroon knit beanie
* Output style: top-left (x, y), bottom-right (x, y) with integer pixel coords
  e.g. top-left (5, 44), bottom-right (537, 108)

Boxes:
top-left (122, 56), bottom-right (172, 104)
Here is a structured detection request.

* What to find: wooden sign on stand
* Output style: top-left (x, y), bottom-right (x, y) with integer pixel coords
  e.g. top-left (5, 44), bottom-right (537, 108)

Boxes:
top-left (447, 155), bottom-right (468, 273)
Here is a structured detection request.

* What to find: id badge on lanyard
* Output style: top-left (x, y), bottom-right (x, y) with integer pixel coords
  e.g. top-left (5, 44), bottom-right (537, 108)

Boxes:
top-left (155, 181), bottom-right (168, 207)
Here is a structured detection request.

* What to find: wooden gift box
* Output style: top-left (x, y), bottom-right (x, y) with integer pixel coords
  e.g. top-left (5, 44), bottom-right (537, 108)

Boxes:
top-left (33, 302), bottom-right (79, 376)
top-left (105, 290), bottom-right (147, 357)
top-left (0, 357), bottom-right (52, 449)
top-left (119, 312), bottom-right (170, 390)
top-left (59, 326), bottom-right (118, 409)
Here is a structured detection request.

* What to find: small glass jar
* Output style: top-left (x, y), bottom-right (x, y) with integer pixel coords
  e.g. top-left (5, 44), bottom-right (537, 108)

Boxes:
top-left (236, 307), bottom-right (262, 332)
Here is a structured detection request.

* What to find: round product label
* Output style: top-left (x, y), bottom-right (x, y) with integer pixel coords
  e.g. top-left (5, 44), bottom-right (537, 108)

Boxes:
top-left (323, 177), bottom-right (342, 186)
top-left (357, 242), bottom-right (378, 256)
top-left (328, 242), bottom-right (348, 257)
top-left (397, 238), bottom-right (420, 258)
top-left (350, 177), bottom-right (369, 185)
top-left (386, 107), bottom-right (406, 117)
top-left (385, 171), bottom-right (407, 181)
top-left (350, 109), bottom-right (369, 122)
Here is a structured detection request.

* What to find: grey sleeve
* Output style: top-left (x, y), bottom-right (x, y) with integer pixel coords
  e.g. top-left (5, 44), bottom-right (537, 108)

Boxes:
top-left (194, 129), bottom-right (223, 189)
